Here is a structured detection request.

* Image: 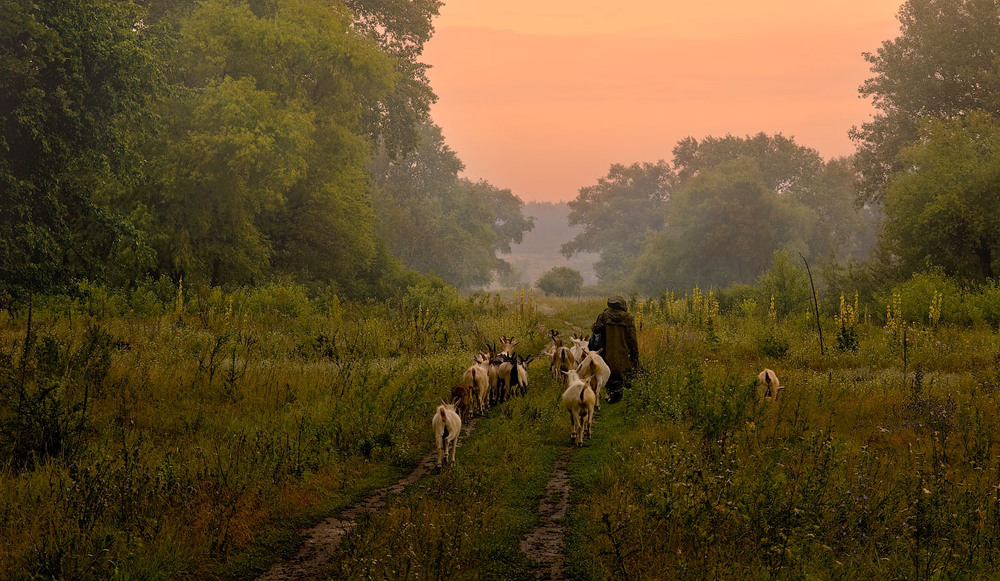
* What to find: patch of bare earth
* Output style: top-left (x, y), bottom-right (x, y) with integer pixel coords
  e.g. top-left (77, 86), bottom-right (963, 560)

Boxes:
top-left (519, 448), bottom-right (572, 580)
top-left (257, 417), bottom-right (479, 581)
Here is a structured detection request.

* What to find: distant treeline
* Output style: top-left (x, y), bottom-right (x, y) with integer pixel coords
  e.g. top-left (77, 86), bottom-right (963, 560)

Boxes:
top-left (5, 0), bottom-right (1000, 308)
top-left (558, 0), bottom-right (1000, 298)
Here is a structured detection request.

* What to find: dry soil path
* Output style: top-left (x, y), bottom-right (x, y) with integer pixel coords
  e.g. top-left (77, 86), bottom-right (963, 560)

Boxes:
top-left (519, 448), bottom-right (573, 580)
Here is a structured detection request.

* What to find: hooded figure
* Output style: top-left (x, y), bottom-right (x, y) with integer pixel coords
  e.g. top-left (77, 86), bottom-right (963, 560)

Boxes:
top-left (591, 295), bottom-right (639, 403)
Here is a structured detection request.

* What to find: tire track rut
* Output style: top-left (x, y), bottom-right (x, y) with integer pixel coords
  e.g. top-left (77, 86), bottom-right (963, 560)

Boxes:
top-left (519, 448), bottom-right (572, 580)
top-left (257, 417), bottom-right (480, 581)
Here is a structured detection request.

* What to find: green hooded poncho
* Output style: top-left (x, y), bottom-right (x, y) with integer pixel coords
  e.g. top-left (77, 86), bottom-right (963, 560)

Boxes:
top-left (591, 295), bottom-right (639, 376)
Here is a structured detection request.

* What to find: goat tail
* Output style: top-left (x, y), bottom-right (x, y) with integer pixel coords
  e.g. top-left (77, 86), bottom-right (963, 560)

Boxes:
top-left (439, 408), bottom-right (447, 421)
top-left (579, 384), bottom-right (586, 402)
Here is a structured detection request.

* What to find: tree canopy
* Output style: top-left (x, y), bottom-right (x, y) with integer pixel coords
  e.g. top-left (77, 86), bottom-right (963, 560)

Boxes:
top-left (561, 161), bottom-right (675, 283)
top-left (882, 111), bottom-right (1000, 282)
top-left (851, 0), bottom-right (1000, 204)
top-left (631, 158), bottom-right (812, 291)
top-left (371, 122), bottom-right (533, 289)
top-left (1, 0), bottom-right (530, 303)
top-left (0, 0), bottom-right (160, 304)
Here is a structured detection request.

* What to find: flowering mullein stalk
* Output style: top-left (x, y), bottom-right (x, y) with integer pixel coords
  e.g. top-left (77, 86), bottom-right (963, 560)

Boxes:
top-left (176, 278), bottom-right (184, 317)
top-left (886, 292), bottom-right (903, 341)
top-left (929, 290), bottom-right (943, 327)
top-left (835, 292), bottom-right (859, 329)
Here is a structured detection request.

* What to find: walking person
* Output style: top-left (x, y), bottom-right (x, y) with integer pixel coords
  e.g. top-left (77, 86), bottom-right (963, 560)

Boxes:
top-left (590, 295), bottom-right (639, 403)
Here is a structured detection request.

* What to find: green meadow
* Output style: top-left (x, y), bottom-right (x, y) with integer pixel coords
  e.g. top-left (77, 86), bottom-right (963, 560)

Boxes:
top-left (3, 280), bottom-right (1000, 580)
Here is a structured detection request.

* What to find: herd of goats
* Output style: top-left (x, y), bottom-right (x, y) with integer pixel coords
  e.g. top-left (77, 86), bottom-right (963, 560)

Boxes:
top-left (432, 331), bottom-right (614, 468)
top-left (432, 331), bottom-right (785, 468)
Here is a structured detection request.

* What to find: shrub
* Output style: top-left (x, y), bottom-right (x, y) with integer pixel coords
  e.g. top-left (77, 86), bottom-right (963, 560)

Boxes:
top-left (759, 328), bottom-right (790, 358)
top-left (232, 281), bottom-right (313, 320)
top-left (758, 251), bottom-right (810, 318)
top-left (535, 267), bottom-right (583, 297)
top-left (714, 283), bottom-right (758, 315)
top-left (884, 270), bottom-right (965, 325)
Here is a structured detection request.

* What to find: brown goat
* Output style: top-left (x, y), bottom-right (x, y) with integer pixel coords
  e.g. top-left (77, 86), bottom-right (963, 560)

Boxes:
top-left (450, 384), bottom-right (474, 422)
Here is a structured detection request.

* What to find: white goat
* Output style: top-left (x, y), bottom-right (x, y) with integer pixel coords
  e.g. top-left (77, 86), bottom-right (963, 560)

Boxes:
top-left (514, 355), bottom-right (533, 396)
top-left (576, 349), bottom-right (610, 410)
top-left (463, 357), bottom-right (490, 415)
top-left (569, 334), bottom-right (589, 363)
top-left (758, 368), bottom-right (783, 399)
top-left (561, 369), bottom-right (596, 446)
top-left (551, 345), bottom-right (577, 386)
top-left (432, 400), bottom-right (462, 468)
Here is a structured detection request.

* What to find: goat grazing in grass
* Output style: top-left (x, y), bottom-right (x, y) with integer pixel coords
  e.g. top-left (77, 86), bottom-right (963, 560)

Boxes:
top-left (450, 384), bottom-right (474, 422)
top-left (561, 369), bottom-right (596, 446)
top-left (433, 400), bottom-right (462, 468)
top-left (758, 368), bottom-right (782, 399)
top-left (576, 349), bottom-right (610, 410)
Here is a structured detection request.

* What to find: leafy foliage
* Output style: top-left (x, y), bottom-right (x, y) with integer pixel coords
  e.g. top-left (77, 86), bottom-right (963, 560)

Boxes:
top-left (882, 111), bottom-right (1000, 282)
top-left (632, 159), bottom-right (811, 291)
top-left (851, 0), bottom-right (1000, 203)
top-left (0, 0), bottom-right (160, 305)
top-left (561, 161), bottom-right (675, 282)
top-left (535, 266), bottom-right (584, 297)
top-left (372, 122), bottom-right (533, 288)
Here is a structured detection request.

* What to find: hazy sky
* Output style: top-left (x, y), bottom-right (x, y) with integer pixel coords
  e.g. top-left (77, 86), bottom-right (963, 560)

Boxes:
top-left (423, 1), bottom-right (905, 202)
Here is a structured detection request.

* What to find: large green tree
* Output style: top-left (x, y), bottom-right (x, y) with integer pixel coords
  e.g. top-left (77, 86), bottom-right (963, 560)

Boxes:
top-left (851, 0), bottom-right (1000, 204)
top-left (672, 133), bottom-right (874, 263)
top-left (0, 0), bottom-right (160, 305)
top-left (799, 157), bottom-right (879, 262)
top-left (672, 133), bottom-right (824, 197)
top-left (143, 0), bottom-right (400, 291)
top-left (632, 158), bottom-right (813, 291)
top-left (371, 122), bottom-right (533, 288)
top-left (343, 0), bottom-right (441, 154)
top-left (561, 161), bottom-right (675, 282)
top-left (882, 111), bottom-right (1000, 282)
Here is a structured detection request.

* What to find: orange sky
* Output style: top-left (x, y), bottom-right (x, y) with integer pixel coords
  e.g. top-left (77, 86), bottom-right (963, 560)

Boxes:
top-left (423, 1), bottom-right (905, 202)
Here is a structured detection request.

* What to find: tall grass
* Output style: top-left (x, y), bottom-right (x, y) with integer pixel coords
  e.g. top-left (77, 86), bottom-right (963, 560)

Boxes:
top-left (0, 281), bottom-right (542, 579)
top-left (565, 286), bottom-right (1000, 580)
top-left (6, 277), bottom-right (1000, 579)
